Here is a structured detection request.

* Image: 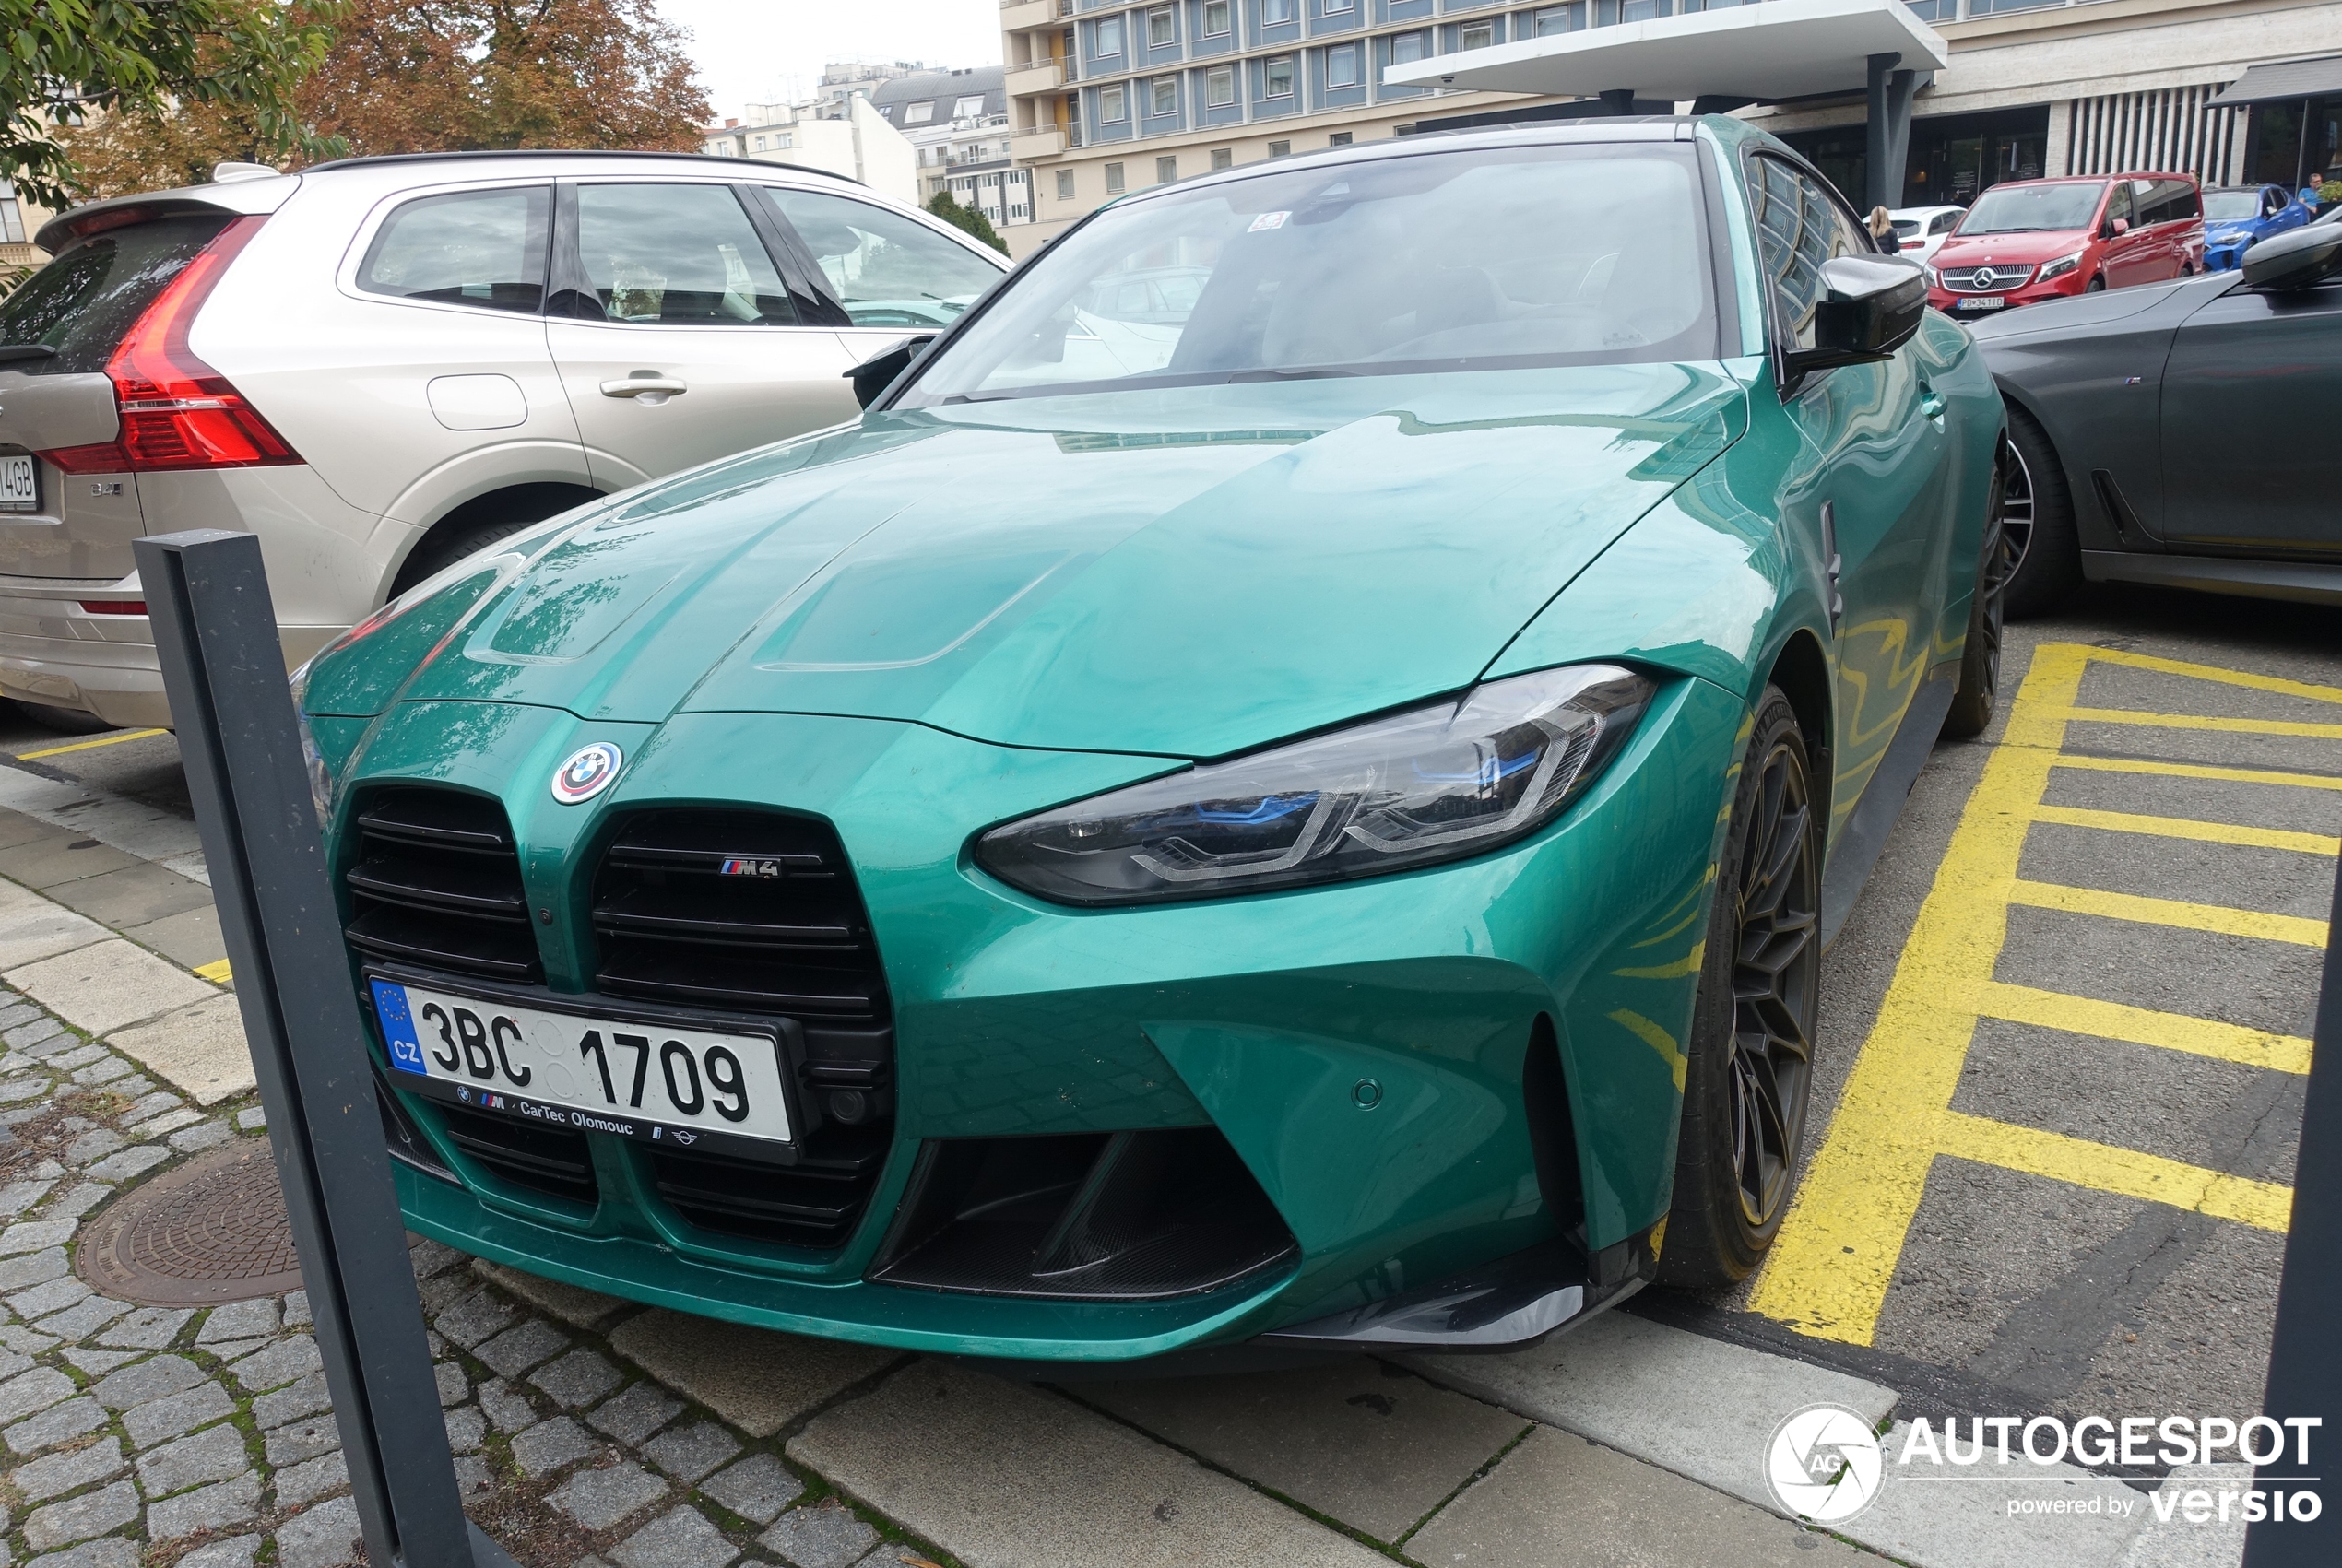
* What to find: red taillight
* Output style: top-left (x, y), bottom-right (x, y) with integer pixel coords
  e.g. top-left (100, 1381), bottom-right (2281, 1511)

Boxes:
top-left (38, 215), bottom-right (300, 476)
top-left (78, 600), bottom-right (148, 616)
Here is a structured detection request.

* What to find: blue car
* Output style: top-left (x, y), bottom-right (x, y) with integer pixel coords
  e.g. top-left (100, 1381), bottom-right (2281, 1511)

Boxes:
top-left (2201, 183), bottom-right (2311, 270)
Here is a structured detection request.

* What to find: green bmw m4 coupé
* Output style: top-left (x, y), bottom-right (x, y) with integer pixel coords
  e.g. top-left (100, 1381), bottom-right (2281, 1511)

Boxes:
top-left (299, 116), bottom-right (2007, 1364)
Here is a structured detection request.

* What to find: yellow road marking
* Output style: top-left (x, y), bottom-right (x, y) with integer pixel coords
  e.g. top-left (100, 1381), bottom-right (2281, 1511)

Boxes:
top-left (194, 960), bottom-right (231, 984)
top-left (2052, 707), bottom-right (2342, 741)
top-left (2052, 754), bottom-right (2342, 792)
top-left (2030, 803), bottom-right (2341, 856)
top-left (1933, 1113), bottom-right (2294, 1232)
top-left (1973, 981), bottom-right (2312, 1075)
top-left (15, 727), bottom-right (168, 760)
top-left (1749, 643), bottom-right (2324, 1346)
top-left (2075, 645), bottom-right (2342, 705)
top-left (2006, 879), bottom-right (2328, 947)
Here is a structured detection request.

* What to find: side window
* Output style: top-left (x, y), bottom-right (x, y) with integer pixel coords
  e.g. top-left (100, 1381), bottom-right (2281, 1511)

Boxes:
top-left (2105, 181), bottom-right (2135, 227)
top-left (1748, 159), bottom-right (1863, 351)
top-left (2155, 180), bottom-right (2200, 223)
top-left (1933, 211), bottom-right (1959, 235)
top-left (761, 190), bottom-right (1001, 326)
top-left (358, 186), bottom-right (550, 313)
top-left (570, 183), bottom-right (797, 324)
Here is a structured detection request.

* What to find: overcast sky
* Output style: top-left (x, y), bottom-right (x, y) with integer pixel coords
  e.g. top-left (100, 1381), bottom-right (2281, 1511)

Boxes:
top-left (660, 0), bottom-right (1006, 121)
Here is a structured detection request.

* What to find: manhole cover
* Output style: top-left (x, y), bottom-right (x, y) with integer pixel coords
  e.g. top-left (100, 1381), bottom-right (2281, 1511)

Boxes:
top-left (77, 1139), bottom-right (304, 1305)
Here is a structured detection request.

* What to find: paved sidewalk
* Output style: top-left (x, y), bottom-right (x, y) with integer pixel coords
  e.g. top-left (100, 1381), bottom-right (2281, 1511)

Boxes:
top-left (0, 759), bottom-right (2255, 1568)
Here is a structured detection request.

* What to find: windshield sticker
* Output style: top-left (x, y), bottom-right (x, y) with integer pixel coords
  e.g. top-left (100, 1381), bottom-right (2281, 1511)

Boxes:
top-left (1248, 210), bottom-right (1290, 231)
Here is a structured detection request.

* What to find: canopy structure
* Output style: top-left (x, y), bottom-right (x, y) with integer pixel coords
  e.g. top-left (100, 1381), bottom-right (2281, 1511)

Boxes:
top-left (1384, 0), bottom-right (1950, 207)
top-left (2207, 53), bottom-right (2342, 110)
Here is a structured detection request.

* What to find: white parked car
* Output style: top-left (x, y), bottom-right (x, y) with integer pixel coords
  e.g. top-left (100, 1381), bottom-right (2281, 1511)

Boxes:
top-left (0, 151), bottom-right (1006, 729)
top-left (1887, 204), bottom-right (1966, 263)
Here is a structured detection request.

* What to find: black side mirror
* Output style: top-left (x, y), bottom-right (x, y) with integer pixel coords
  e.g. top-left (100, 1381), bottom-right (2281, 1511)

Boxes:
top-left (843, 334), bottom-right (937, 408)
top-left (1783, 255), bottom-right (1926, 381)
top-left (2241, 222), bottom-right (2342, 290)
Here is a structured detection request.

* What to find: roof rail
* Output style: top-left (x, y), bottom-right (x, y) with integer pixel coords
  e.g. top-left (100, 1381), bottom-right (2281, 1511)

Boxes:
top-left (300, 148), bottom-right (861, 185)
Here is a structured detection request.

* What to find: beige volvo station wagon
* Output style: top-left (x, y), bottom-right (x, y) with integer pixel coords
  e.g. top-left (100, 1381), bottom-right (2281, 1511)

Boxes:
top-left (0, 151), bottom-right (1006, 729)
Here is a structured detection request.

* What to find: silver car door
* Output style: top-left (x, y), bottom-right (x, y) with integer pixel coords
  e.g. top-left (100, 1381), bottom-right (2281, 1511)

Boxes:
top-left (546, 180), bottom-right (858, 491)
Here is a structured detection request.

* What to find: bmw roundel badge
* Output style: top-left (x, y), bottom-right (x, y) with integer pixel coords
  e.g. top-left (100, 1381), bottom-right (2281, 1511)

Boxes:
top-left (551, 742), bottom-right (624, 805)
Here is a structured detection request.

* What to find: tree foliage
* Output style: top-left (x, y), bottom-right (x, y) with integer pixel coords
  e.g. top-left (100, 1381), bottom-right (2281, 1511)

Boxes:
top-left (3, 0), bottom-right (340, 210)
top-left (54, 0), bottom-right (711, 203)
top-left (925, 189), bottom-right (1007, 255)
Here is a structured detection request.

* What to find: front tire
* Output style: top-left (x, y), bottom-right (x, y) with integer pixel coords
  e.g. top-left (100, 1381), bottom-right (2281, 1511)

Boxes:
top-left (1659, 688), bottom-right (1822, 1291)
top-left (2000, 407), bottom-right (2080, 618)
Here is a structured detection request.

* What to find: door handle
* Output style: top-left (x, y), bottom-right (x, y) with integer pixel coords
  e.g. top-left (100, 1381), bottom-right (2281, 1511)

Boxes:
top-left (1920, 389), bottom-right (1947, 421)
top-left (600, 377), bottom-right (688, 399)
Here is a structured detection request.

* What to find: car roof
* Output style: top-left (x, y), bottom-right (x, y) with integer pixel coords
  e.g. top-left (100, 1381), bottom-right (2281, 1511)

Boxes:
top-left (37, 149), bottom-right (869, 253)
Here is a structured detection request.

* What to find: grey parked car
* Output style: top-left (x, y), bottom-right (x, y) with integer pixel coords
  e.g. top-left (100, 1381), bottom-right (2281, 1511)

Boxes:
top-left (1970, 218), bottom-right (2342, 612)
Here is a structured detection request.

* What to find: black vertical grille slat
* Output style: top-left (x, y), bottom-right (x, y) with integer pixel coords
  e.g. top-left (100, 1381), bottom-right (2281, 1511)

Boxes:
top-left (342, 788), bottom-right (540, 982)
top-left (592, 808), bottom-right (896, 1249)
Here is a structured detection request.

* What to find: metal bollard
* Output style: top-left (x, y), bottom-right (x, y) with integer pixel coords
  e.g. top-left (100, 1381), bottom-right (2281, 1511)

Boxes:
top-left (137, 530), bottom-right (515, 1568)
top-left (2242, 848), bottom-right (2341, 1563)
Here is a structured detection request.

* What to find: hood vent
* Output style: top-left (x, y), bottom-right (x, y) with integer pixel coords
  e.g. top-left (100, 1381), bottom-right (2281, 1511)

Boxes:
top-left (342, 788), bottom-right (540, 983)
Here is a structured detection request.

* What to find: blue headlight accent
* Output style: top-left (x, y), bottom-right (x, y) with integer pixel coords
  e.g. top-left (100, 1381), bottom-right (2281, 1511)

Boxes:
top-left (1194, 794), bottom-right (1319, 825)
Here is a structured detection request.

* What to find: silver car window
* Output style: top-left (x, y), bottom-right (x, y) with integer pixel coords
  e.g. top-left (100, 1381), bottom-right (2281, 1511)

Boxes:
top-left (761, 189), bottom-right (1000, 328)
top-left (572, 183), bottom-right (798, 324)
top-left (358, 186), bottom-right (550, 313)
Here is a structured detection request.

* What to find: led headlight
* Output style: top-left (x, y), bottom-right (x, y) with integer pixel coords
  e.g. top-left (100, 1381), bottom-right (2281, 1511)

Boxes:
top-left (2037, 251), bottom-right (2087, 283)
top-left (286, 659), bottom-right (335, 831)
top-left (977, 664), bottom-right (1654, 907)
top-left (1923, 264), bottom-right (1942, 288)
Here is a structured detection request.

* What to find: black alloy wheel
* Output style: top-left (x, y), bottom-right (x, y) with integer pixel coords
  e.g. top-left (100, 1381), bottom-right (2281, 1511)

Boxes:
top-left (1998, 432), bottom-right (2035, 585)
top-left (1725, 727), bottom-right (1821, 1232)
top-left (1942, 449), bottom-right (2014, 740)
top-left (1658, 689), bottom-right (1821, 1290)
top-left (2000, 408), bottom-right (2082, 619)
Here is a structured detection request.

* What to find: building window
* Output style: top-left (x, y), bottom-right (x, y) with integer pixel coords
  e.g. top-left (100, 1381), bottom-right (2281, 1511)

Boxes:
top-left (905, 100), bottom-right (935, 124)
top-left (1106, 161), bottom-right (1126, 193)
top-left (1268, 139), bottom-right (1291, 157)
top-left (1157, 155), bottom-right (1177, 183)
top-left (1202, 0), bottom-right (1232, 36)
top-left (955, 95), bottom-right (987, 117)
top-left (1263, 54), bottom-right (1295, 98)
top-left (1212, 147), bottom-right (1233, 169)
top-left (1206, 65), bottom-right (1236, 106)
top-left (752, 135), bottom-right (767, 150)
top-left (1329, 130), bottom-right (1353, 146)
top-left (0, 188), bottom-right (22, 245)
top-left (1325, 0), bottom-right (1354, 10)
top-left (1459, 19), bottom-right (1495, 49)
top-left (1011, 203), bottom-right (1029, 218)
top-left (1096, 16), bottom-right (1124, 55)
top-left (1148, 6), bottom-right (1175, 46)
top-left (1391, 30), bottom-right (1429, 65)
top-left (778, 133), bottom-right (792, 148)
top-left (1263, 0), bottom-right (1296, 22)
top-left (1153, 77), bottom-right (1178, 115)
top-left (1057, 168), bottom-right (1076, 198)
top-left (1327, 43), bottom-right (1360, 88)
top-left (1100, 84), bottom-right (1128, 123)
top-left (1532, 3), bottom-right (1583, 33)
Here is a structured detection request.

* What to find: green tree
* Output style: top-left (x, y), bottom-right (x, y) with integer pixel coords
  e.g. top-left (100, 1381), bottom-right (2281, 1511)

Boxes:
top-left (2, 0), bottom-right (339, 209)
top-left (926, 189), bottom-right (1008, 255)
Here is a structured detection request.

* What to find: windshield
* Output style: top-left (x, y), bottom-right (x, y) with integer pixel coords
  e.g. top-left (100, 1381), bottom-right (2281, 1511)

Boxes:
top-left (1957, 183), bottom-right (2106, 236)
top-left (902, 142), bottom-right (1718, 405)
top-left (2202, 191), bottom-right (2264, 221)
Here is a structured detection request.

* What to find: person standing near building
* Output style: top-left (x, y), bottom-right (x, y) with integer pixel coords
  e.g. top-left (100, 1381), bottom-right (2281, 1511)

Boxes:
top-left (1868, 206), bottom-right (1903, 251)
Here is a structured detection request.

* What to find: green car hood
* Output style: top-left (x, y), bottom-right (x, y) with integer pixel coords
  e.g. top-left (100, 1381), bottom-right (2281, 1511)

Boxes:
top-left (375, 364), bottom-right (1745, 759)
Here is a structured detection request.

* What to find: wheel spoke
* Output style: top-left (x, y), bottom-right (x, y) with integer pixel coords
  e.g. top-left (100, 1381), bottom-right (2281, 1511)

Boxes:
top-left (1723, 734), bottom-right (1823, 1232)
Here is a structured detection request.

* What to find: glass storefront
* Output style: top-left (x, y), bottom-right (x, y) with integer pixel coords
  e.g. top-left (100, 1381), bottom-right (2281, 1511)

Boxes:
top-left (1775, 106), bottom-right (2050, 212)
top-left (2249, 97), bottom-right (2341, 189)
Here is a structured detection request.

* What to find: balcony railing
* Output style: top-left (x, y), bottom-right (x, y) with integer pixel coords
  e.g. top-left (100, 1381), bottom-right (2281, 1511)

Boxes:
top-left (1007, 61), bottom-right (1068, 97)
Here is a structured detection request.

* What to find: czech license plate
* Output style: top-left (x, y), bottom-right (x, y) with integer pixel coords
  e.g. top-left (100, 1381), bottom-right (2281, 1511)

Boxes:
top-left (370, 977), bottom-right (797, 1160)
top-left (0, 454), bottom-right (35, 513)
top-left (1957, 297), bottom-right (2005, 311)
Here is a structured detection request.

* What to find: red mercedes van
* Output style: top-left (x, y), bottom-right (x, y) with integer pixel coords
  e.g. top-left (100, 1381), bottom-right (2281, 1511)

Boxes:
top-left (1925, 172), bottom-right (2205, 316)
